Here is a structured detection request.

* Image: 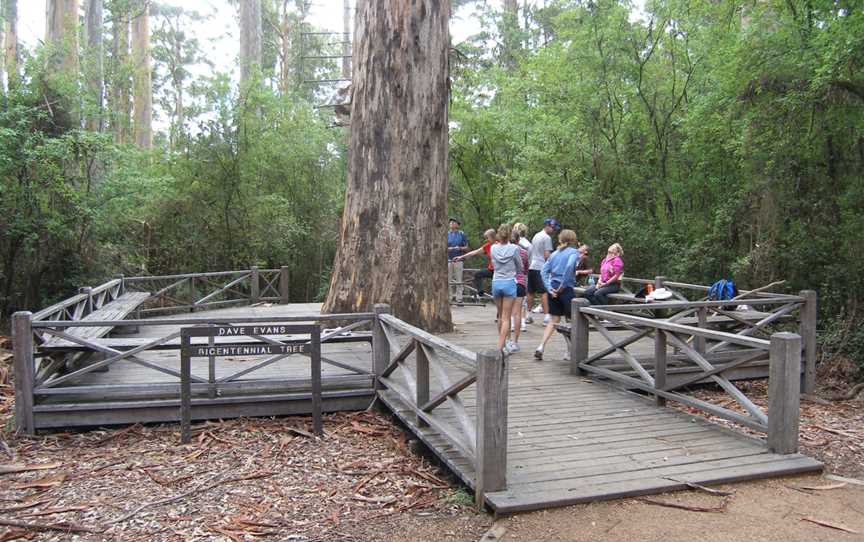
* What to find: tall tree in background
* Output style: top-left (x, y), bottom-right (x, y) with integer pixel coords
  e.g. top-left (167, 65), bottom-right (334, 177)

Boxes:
top-left (151, 4), bottom-right (208, 152)
top-left (131, 0), bottom-right (152, 148)
top-left (239, 0), bottom-right (262, 91)
top-left (45, 0), bottom-right (80, 125)
top-left (3, 0), bottom-right (17, 90)
top-left (108, 0), bottom-right (132, 143)
top-left (323, 0), bottom-right (452, 332)
top-left (84, 0), bottom-right (104, 131)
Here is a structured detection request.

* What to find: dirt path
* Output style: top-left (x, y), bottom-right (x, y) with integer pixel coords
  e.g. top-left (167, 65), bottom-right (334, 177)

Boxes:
top-left (389, 474), bottom-right (864, 542)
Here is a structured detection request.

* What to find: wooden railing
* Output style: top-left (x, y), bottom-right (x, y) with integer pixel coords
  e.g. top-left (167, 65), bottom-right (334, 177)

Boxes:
top-left (372, 304), bottom-right (507, 508)
top-left (12, 311), bottom-right (373, 434)
top-left (567, 297), bottom-right (803, 454)
top-left (125, 266), bottom-right (290, 315)
top-left (32, 278), bottom-right (125, 323)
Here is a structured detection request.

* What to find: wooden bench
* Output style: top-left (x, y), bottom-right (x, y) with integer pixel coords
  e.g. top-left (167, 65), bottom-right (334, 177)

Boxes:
top-left (42, 292), bottom-right (151, 347)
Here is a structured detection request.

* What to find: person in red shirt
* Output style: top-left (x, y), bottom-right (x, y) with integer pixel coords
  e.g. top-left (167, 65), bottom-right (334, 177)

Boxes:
top-left (455, 228), bottom-right (496, 298)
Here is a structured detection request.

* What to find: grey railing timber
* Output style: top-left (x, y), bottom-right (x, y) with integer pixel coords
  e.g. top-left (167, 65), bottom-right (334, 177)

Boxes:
top-left (568, 289), bottom-right (808, 454)
top-left (12, 310), bottom-right (374, 434)
top-left (372, 304), bottom-right (506, 509)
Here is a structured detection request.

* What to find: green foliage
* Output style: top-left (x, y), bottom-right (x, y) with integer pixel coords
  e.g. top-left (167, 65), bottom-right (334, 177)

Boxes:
top-left (449, 0), bottom-right (864, 333)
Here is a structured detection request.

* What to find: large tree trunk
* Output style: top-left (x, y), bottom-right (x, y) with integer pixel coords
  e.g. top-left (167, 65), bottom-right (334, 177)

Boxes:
top-left (131, 1), bottom-right (152, 149)
top-left (84, 0), bottom-right (103, 131)
top-left (111, 4), bottom-right (131, 144)
top-left (239, 0), bottom-right (262, 90)
top-left (3, 0), bottom-right (17, 90)
top-left (323, 0), bottom-right (452, 333)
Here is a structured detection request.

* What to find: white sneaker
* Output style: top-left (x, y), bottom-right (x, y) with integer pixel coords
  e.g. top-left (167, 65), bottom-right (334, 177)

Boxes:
top-left (520, 319), bottom-right (527, 332)
top-left (509, 341), bottom-right (521, 353)
top-left (543, 314), bottom-right (551, 325)
top-left (532, 305), bottom-right (544, 314)
top-left (525, 314), bottom-right (534, 324)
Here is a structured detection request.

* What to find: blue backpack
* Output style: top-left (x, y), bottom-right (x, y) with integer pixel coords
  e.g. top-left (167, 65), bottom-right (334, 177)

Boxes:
top-left (708, 279), bottom-right (737, 308)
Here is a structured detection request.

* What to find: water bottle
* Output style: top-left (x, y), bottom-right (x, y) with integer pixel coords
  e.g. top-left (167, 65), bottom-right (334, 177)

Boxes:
top-left (588, 275), bottom-right (595, 287)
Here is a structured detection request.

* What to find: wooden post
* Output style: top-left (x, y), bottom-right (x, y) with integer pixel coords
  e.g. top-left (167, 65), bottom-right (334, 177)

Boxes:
top-left (279, 266), bottom-right (290, 304)
top-left (416, 344), bottom-right (429, 428)
top-left (180, 333), bottom-right (191, 444)
top-left (250, 266), bottom-right (260, 304)
top-left (188, 276), bottom-right (196, 312)
top-left (12, 312), bottom-right (35, 435)
top-left (696, 307), bottom-right (707, 354)
top-left (79, 287), bottom-right (93, 316)
top-left (475, 349), bottom-right (508, 510)
top-left (207, 325), bottom-right (216, 400)
top-left (654, 329), bottom-right (667, 407)
top-left (372, 304), bottom-right (391, 391)
top-left (570, 298), bottom-right (590, 376)
top-left (311, 325), bottom-right (323, 436)
top-left (116, 274), bottom-right (126, 296)
top-left (799, 290), bottom-right (817, 395)
top-left (768, 332), bottom-right (801, 454)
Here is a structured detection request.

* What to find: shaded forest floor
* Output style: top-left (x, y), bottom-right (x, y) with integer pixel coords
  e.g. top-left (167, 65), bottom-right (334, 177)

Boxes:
top-left (0, 343), bottom-right (862, 541)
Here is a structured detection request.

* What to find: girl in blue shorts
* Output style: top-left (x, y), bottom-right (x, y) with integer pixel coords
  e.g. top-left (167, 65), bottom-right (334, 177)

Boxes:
top-left (490, 223), bottom-right (524, 355)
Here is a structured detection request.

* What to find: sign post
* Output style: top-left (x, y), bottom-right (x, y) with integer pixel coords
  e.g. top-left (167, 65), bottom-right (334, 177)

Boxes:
top-left (179, 323), bottom-right (322, 444)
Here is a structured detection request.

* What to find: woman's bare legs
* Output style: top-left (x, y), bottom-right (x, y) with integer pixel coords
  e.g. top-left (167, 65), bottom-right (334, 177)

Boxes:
top-left (498, 297), bottom-right (516, 350)
top-left (510, 296), bottom-right (524, 344)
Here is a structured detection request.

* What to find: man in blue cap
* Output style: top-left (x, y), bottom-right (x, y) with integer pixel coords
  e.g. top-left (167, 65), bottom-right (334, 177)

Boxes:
top-left (447, 218), bottom-right (469, 303)
top-left (527, 218), bottom-right (560, 324)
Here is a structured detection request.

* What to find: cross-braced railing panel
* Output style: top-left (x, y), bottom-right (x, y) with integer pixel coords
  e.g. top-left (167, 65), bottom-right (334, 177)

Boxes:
top-left (376, 313), bottom-right (479, 461)
top-left (21, 314), bottom-right (374, 405)
top-left (567, 293), bottom-right (806, 454)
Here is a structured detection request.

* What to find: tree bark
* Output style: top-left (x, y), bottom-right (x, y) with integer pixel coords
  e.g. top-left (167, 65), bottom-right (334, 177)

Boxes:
top-left (110, 2), bottom-right (131, 144)
top-left (3, 0), bottom-right (17, 90)
top-left (239, 0), bottom-right (262, 90)
top-left (45, 0), bottom-right (79, 76)
top-left (84, 0), bottom-right (104, 131)
top-left (131, 1), bottom-right (152, 148)
top-left (323, 0), bottom-right (452, 333)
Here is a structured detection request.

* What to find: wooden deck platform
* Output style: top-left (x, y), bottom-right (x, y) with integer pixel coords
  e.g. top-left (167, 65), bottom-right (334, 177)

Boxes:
top-left (28, 302), bottom-right (821, 515)
top-left (31, 303), bottom-right (376, 429)
top-left (378, 304), bottom-right (822, 514)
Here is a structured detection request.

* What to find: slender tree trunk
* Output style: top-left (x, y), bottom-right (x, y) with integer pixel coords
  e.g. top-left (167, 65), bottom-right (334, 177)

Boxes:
top-left (3, 0), bottom-right (17, 90)
top-left (131, 1), bottom-right (152, 149)
top-left (323, 0), bottom-right (452, 332)
top-left (111, 5), bottom-right (131, 144)
top-left (239, 0), bottom-right (262, 90)
top-left (84, 0), bottom-right (104, 131)
top-left (279, 0), bottom-right (290, 94)
top-left (172, 35), bottom-right (184, 149)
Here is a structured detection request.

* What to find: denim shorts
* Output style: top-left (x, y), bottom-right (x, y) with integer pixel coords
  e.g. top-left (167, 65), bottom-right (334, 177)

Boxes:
top-left (491, 279), bottom-right (517, 298)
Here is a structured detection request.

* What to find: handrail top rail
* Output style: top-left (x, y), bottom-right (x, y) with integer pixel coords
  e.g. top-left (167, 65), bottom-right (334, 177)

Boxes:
top-left (31, 313), bottom-right (375, 329)
top-left (378, 313), bottom-right (477, 366)
top-left (125, 269), bottom-right (282, 282)
top-left (32, 278), bottom-right (123, 321)
top-left (580, 307), bottom-right (772, 350)
top-left (585, 297), bottom-right (803, 311)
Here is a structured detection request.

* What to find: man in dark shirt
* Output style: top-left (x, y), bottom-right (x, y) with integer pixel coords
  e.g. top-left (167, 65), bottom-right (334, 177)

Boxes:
top-left (447, 218), bottom-right (468, 302)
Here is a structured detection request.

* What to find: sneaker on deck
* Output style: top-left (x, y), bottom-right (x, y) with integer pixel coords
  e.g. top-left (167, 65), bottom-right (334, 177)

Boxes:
top-left (509, 341), bottom-right (521, 353)
top-left (531, 305), bottom-right (544, 314)
top-left (520, 319), bottom-right (527, 332)
top-left (533, 348), bottom-right (543, 361)
top-left (525, 314), bottom-right (534, 324)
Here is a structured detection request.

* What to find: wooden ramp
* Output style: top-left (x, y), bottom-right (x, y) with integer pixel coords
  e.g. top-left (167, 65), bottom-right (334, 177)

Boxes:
top-left (379, 305), bottom-right (822, 514)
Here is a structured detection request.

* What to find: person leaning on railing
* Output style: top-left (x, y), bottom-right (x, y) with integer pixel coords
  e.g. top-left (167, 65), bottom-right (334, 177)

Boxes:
top-left (582, 243), bottom-right (624, 305)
